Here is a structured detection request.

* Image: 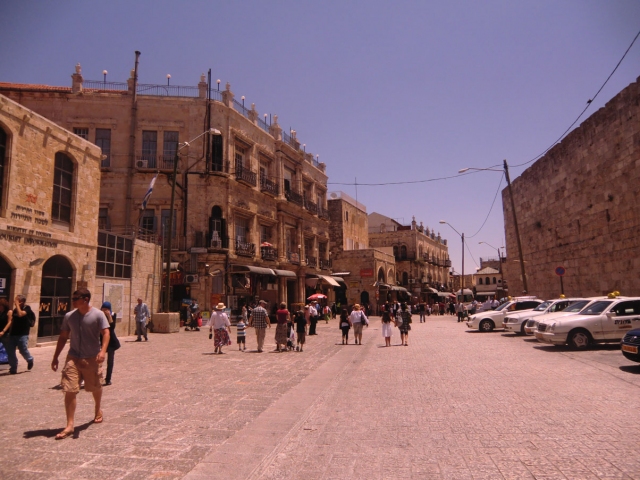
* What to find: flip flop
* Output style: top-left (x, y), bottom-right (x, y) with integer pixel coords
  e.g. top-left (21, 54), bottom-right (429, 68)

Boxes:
top-left (94, 411), bottom-right (103, 424)
top-left (55, 428), bottom-right (74, 440)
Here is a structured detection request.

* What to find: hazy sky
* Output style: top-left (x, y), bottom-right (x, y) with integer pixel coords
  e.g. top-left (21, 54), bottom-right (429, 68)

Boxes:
top-left (2, 0), bottom-right (639, 273)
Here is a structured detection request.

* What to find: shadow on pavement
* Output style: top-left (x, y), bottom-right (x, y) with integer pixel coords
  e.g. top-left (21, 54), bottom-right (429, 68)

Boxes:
top-left (533, 344), bottom-right (622, 353)
top-left (619, 365), bottom-right (640, 374)
top-left (24, 420), bottom-right (92, 440)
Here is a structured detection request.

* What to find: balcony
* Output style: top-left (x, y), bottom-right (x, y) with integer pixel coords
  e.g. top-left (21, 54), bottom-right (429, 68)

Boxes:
top-left (305, 256), bottom-right (317, 268)
top-left (285, 189), bottom-right (304, 207)
top-left (260, 177), bottom-right (279, 196)
top-left (235, 240), bottom-right (255, 257)
top-left (235, 164), bottom-right (257, 187)
top-left (260, 246), bottom-right (278, 261)
top-left (318, 207), bottom-right (329, 220)
top-left (444, 259), bottom-right (452, 268)
top-left (209, 234), bottom-right (229, 250)
top-left (304, 199), bottom-right (318, 215)
top-left (135, 154), bottom-right (177, 170)
top-left (287, 251), bottom-right (300, 265)
top-left (319, 258), bottom-right (332, 270)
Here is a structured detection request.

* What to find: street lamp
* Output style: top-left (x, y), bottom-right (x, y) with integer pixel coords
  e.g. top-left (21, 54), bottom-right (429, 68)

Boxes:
top-left (164, 128), bottom-right (222, 312)
top-left (102, 70), bottom-right (107, 87)
top-left (167, 74), bottom-right (171, 86)
top-left (459, 159), bottom-right (528, 293)
top-left (440, 221), bottom-right (465, 300)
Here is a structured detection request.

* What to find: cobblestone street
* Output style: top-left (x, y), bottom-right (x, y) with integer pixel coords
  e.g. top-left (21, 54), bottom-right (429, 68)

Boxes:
top-left (2, 316), bottom-right (640, 479)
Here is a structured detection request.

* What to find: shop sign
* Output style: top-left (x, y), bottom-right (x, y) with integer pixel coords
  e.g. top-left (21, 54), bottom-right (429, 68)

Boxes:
top-left (349, 281), bottom-right (359, 289)
top-left (360, 268), bottom-right (373, 277)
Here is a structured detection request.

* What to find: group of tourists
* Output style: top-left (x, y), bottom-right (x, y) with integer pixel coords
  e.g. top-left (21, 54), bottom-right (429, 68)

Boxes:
top-left (380, 302), bottom-right (413, 346)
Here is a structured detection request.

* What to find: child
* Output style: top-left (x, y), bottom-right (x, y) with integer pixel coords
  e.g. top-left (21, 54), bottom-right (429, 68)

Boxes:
top-left (293, 310), bottom-right (307, 352)
top-left (236, 317), bottom-right (246, 351)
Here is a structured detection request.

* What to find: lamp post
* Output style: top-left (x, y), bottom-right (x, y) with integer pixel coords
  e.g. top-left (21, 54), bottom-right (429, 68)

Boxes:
top-left (440, 221), bottom-right (465, 301)
top-left (164, 128), bottom-right (222, 312)
top-left (102, 70), bottom-right (107, 87)
top-left (459, 160), bottom-right (528, 292)
top-left (167, 74), bottom-right (171, 86)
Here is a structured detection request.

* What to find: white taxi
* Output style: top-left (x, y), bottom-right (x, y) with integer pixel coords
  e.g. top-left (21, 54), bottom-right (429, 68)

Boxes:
top-left (535, 295), bottom-right (640, 349)
top-left (523, 298), bottom-right (593, 334)
top-left (466, 297), bottom-right (542, 332)
top-left (503, 297), bottom-right (584, 335)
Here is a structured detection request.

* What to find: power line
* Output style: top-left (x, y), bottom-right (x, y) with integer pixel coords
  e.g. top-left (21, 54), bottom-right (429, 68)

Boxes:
top-left (466, 172), bottom-right (505, 239)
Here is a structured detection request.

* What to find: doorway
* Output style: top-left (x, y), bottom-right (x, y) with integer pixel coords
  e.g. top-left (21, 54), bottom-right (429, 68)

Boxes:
top-left (39, 255), bottom-right (73, 341)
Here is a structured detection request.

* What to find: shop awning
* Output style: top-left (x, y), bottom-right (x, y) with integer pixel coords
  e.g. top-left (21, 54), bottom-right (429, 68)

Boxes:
top-left (273, 269), bottom-right (297, 278)
top-left (437, 292), bottom-right (455, 297)
top-left (230, 265), bottom-right (275, 276)
top-left (162, 262), bottom-right (180, 270)
top-left (332, 277), bottom-right (346, 284)
top-left (318, 275), bottom-right (340, 287)
top-left (332, 272), bottom-right (350, 276)
top-left (390, 286), bottom-right (408, 292)
top-left (476, 291), bottom-right (496, 296)
top-left (456, 288), bottom-right (474, 296)
top-left (425, 287), bottom-right (439, 293)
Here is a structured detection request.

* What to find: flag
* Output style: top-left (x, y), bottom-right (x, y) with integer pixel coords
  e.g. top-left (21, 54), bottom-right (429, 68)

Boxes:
top-left (141, 174), bottom-right (158, 210)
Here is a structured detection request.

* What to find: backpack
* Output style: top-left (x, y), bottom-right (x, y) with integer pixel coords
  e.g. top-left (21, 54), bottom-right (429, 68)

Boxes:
top-left (25, 307), bottom-right (36, 328)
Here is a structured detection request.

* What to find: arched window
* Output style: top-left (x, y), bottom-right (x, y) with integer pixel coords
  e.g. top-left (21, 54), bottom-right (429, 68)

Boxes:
top-left (478, 278), bottom-right (483, 285)
top-left (400, 245), bottom-right (407, 260)
top-left (492, 277), bottom-right (497, 284)
top-left (0, 127), bottom-right (6, 209)
top-left (52, 152), bottom-right (74, 226)
top-left (209, 205), bottom-right (227, 248)
top-left (377, 267), bottom-right (385, 283)
top-left (393, 246), bottom-right (399, 258)
top-left (485, 277), bottom-right (490, 285)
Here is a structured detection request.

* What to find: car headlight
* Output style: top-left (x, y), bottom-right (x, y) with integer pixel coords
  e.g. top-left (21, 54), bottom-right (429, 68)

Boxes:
top-left (548, 322), bottom-right (555, 333)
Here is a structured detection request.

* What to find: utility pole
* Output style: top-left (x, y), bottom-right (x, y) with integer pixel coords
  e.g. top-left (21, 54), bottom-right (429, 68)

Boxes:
top-left (503, 159), bottom-right (528, 293)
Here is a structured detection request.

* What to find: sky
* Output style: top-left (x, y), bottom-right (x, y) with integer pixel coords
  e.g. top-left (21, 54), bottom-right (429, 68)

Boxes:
top-left (2, 0), bottom-right (639, 274)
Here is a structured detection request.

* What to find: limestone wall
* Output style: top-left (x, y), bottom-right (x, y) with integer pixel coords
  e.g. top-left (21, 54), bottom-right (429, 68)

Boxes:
top-left (503, 77), bottom-right (640, 298)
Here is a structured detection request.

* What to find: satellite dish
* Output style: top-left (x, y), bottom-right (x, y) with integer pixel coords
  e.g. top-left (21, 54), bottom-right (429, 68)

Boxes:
top-left (330, 192), bottom-right (338, 199)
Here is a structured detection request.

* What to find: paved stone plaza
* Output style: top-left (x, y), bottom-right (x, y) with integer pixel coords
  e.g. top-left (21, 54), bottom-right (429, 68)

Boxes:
top-left (1, 316), bottom-right (640, 479)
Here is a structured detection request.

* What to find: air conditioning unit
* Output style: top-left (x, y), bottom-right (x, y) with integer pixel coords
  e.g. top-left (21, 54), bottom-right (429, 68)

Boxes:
top-left (136, 159), bottom-right (148, 168)
top-left (185, 274), bottom-right (199, 283)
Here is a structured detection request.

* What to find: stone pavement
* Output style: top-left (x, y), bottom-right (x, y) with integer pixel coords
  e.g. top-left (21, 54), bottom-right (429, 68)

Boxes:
top-left (1, 316), bottom-right (640, 479)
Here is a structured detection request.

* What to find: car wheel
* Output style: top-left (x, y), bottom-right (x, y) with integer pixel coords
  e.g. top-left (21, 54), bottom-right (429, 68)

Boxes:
top-left (519, 322), bottom-right (527, 335)
top-left (568, 330), bottom-right (591, 350)
top-left (479, 320), bottom-right (494, 332)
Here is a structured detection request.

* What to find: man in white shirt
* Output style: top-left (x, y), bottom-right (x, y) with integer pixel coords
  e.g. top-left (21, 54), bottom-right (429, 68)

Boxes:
top-left (307, 303), bottom-right (318, 335)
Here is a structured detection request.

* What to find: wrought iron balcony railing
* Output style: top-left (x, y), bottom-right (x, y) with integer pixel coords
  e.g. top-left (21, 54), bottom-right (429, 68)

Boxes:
top-left (319, 258), bottom-right (332, 270)
top-left (260, 246), bottom-right (278, 261)
top-left (235, 240), bottom-right (255, 257)
top-left (304, 199), bottom-right (318, 215)
top-left (260, 177), bottom-right (279, 196)
top-left (318, 207), bottom-right (329, 220)
top-left (235, 164), bottom-right (257, 186)
top-left (305, 256), bottom-right (317, 268)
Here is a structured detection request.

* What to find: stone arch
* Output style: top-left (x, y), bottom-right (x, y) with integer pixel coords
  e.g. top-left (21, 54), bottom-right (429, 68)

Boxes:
top-left (377, 266), bottom-right (385, 283)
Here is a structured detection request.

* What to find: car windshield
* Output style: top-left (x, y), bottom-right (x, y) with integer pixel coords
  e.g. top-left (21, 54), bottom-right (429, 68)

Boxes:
top-left (581, 300), bottom-right (613, 315)
top-left (534, 301), bottom-right (552, 311)
top-left (562, 300), bottom-right (590, 313)
top-left (494, 302), bottom-right (511, 311)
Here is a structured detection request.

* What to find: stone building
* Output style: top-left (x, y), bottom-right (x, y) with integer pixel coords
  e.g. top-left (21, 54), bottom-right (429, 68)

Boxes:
top-left (368, 213), bottom-right (451, 302)
top-left (1, 63), bottom-right (330, 315)
top-left (502, 77), bottom-right (640, 299)
top-left (0, 94), bottom-right (162, 345)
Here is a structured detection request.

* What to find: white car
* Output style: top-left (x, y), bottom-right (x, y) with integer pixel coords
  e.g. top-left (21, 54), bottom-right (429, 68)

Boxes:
top-left (535, 295), bottom-right (640, 349)
top-left (503, 298), bottom-right (584, 335)
top-left (523, 299), bottom-right (593, 334)
top-left (466, 297), bottom-right (542, 332)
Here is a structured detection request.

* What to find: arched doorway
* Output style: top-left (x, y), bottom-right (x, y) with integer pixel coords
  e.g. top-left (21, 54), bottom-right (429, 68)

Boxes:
top-left (39, 255), bottom-right (73, 341)
top-left (0, 255), bottom-right (13, 301)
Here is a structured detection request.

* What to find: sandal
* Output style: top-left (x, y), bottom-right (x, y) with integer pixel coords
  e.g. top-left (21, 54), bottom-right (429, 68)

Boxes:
top-left (55, 428), bottom-right (74, 440)
top-left (94, 411), bottom-right (103, 424)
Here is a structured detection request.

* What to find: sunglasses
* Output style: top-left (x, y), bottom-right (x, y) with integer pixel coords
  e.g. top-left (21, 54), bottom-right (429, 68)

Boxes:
top-left (71, 296), bottom-right (87, 301)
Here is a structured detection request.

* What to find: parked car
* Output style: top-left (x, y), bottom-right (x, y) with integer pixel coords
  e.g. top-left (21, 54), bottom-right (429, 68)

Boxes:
top-left (535, 295), bottom-right (640, 349)
top-left (524, 299), bottom-right (592, 334)
top-left (503, 297), bottom-right (584, 335)
top-left (466, 297), bottom-right (542, 332)
top-left (621, 328), bottom-right (640, 363)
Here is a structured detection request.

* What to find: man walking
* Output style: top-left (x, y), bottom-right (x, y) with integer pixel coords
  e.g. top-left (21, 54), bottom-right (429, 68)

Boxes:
top-left (307, 303), bottom-right (318, 335)
top-left (6, 295), bottom-right (35, 374)
top-left (249, 300), bottom-right (270, 352)
top-left (51, 288), bottom-right (109, 440)
top-left (134, 297), bottom-right (150, 341)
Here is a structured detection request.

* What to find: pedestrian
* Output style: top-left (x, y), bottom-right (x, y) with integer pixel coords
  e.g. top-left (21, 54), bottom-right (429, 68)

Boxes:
top-left (456, 301), bottom-right (465, 322)
top-left (307, 303), bottom-right (318, 335)
top-left (448, 301), bottom-right (456, 315)
top-left (241, 305), bottom-right (248, 323)
top-left (209, 302), bottom-right (231, 354)
top-left (419, 302), bottom-right (425, 323)
top-left (51, 288), bottom-right (109, 440)
top-left (491, 297), bottom-right (500, 310)
top-left (323, 304), bottom-right (331, 323)
top-left (293, 310), bottom-right (307, 352)
top-left (133, 297), bottom-right (150, 341)
top-left (381, 303), bottom-right (393, 347)
top-left (427, 303), bottom-right (432, 316)
top-left (249, 300), bottom-right (270, 353)
top-left (398, 302), bottom-right (412, 346)
top-left (339, 307), bottom-right (351, 344)
top-left (6, 295), bottom-right (35, 374)
top-left (0, 298), bottom-right (15, 371)
top-left (236, 315), bottom-right (247, 351)
top-left (100, 302), bottom-right (120, 386)
top-left (331, 302), bottom-right (337, 319)
top-left (274, 302), bottom-right (290, 352)
top-left (349, 304), bottom-right (368, 345)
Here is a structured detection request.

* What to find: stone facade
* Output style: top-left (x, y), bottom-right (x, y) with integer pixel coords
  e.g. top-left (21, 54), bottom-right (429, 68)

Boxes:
top-left (327, 191), bottom-right (368, 252)
top-left (0, 65), bottom-right (330, 315)
top-left (0, 94), bottom-right (102, 346)
top-left (502, 77), bottom-right (640, 299)
top-left (368, 213), bottom-right (451, 296)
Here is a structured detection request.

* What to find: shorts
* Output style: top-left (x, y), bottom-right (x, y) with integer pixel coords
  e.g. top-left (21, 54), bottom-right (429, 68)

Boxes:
top-left (296, 331), bottom-right (306, 344)
top-left (61, 356), bottom-right (103, 393)
top-left (237, 336), bottom-right (246, 344)
top-left (353, 323), bottom-right (363, 336)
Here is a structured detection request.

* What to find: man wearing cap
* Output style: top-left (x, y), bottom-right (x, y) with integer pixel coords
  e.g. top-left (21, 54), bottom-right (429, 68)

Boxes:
top-left (51, 288), bottom-right (109, 440)
top-left (134, 297), bottom-right (150, 342)
top-left (249, 300), bottom-right (270, 353)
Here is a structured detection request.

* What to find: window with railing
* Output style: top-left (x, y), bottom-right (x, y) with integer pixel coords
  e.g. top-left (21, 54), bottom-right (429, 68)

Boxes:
top-left (95, 128), bottom-right (111, 167)
top-left (261, 246), bottom-right (278, 261)
top-left (163, 131), bottom-right (179, 169)
top-left (141, 209), bottom-right (156, 233)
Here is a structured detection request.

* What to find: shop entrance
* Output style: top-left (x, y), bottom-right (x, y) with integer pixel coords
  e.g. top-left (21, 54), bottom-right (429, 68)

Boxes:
top-left (38, 255), bottom-right (73, 341)
top-left (0, 255), bottom-right (13, 301)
